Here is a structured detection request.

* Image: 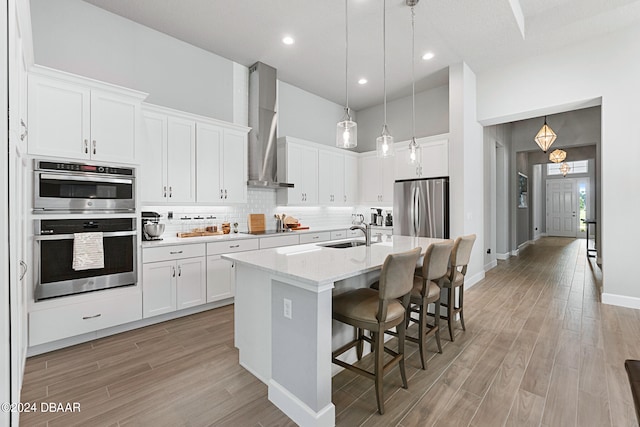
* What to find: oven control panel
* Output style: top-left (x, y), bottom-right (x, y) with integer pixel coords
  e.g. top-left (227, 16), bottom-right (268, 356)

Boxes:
top-left (36, 160), bottom-right (134, 176)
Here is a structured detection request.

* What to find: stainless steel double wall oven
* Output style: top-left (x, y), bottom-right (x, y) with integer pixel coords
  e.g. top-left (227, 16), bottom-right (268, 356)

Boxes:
top-left (33, 159), bottom-right (137, 301)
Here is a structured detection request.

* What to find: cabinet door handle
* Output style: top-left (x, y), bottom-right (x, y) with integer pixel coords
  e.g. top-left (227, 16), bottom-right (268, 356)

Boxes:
top-left (93, 140), bottom-right (97, 155)
top-left (82, 313), bottom-right (101, 320)
top-left (229, 244), bottom-right (240, 248)
top-left (169, 250), bottom-right (183, 254)
top-left (172, 266), bottom-right (176, 277)
top-left (344, 195), bottom-right (346, 202)
top-left (301, 193), bottom-right (304, 202)
top-left (163, 186), bottom-right (167, 198)
top-left (19, 260), bottom-right (27, 281)
top-left (169, 186), bottom-right (172, 198)
top-left (224, 189), bottom-right (228, 199)
top-left (84, 139), bottom-right (89, 154)
top-left (178, 265), bottom-right (182, 277)
top-left (220, 189), bottom-right (224, 199)
top-left (20, 119), bottom-right (27, 141)
top-left (312, 236), bottom-right (319, 239)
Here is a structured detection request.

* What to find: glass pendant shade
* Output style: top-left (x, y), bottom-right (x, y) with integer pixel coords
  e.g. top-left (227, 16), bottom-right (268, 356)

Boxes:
top-left (549, 149), bottom-right (566, 163)
top-left (336, 108), bottom-right (357, 148)
top-left (408, 138), bottom-right (421, 164)
top-left (534, 117), bottom-right (557, 152)
top-left (560, 162), bottom-right (571, 176)
top-left (376, 125), bottom-right (395, 157)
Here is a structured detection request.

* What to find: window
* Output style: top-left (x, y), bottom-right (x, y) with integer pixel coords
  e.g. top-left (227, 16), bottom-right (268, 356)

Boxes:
top-left (547, 160), bottom-right (588, 175)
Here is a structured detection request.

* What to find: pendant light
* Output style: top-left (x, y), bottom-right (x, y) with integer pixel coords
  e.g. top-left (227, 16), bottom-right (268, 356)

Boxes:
top-left (336, 0), bottom-right (357, 149)
top-left (407, 1), bottom-right (421, 165)
top-left (549, 148), bottom-right (566, 163)
top-left (560, 162), bottom-right (571, 177)
top-left (534, 115), bottom-right (557, 153)
top-left (376, 0), bottom-right (395, 158)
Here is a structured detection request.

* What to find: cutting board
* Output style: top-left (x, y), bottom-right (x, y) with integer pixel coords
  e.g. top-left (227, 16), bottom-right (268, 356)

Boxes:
top-left (248, 214), bottom-right (266, 233)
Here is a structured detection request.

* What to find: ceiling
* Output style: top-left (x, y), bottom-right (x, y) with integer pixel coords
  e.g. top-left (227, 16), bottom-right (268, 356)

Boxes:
top-left (82, 0), bottom-right (640, 111)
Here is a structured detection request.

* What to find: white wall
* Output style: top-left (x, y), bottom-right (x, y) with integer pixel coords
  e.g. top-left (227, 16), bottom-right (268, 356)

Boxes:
top-left (477, 24), bottom-right (640, 304)
top-left (277, 81), bottom-right (346, 146)
top-left (449, 63), bottom-right (484, 284)
top-left (30, 0), bottom-right (235, 121)
top-left (356, 84), bottom-right (449, 153)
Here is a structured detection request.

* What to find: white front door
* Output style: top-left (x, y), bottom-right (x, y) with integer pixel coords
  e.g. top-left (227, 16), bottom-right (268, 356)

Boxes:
top-left (546, 179), bottom-right (578, 237)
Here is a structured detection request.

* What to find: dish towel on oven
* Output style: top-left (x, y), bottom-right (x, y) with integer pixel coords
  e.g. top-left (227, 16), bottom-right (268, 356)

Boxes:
top-left (72, 232), bottom-right (105, 271)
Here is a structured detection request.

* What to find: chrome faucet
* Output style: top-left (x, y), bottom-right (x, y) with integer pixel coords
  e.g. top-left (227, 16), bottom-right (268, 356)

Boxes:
top-left (350, 223), bottom-right (372, 246)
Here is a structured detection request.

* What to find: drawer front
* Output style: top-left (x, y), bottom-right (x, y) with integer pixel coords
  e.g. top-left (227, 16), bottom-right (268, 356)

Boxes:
top-left (299, 232), bottom-right (331, 244)
top-left (330, 230), bottom-right (348, 240)
top-left (29, 293), bottom-right (142, 346)
top-left (207, 238), bottom-right (259, 255)
top-left (347, 229), bottom-right (363, 238)
top-left (259, 234), bottom-right (300, 249)
top-left (143, 243), bottom-right (206, 263)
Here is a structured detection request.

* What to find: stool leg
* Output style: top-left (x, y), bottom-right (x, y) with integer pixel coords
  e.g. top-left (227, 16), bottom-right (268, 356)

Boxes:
top-left (356, 328), bottom-right (363, 360)
top-left (398, 316), bottom-right (408, 388)
top-left (434, 301), bottom-right (442, 353)
top-left (374, 331), bottom-right (385, 414)
top-left (448, 287), bottom-right (455, 342)
top-left (459, 285), bottom-right (466, 331)
top-left (418, 299), bottom-right (427, 370)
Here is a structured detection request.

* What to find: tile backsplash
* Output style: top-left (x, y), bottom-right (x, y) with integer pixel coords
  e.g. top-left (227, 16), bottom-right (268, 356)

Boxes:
top-left (143, 188), bottom-right (391, 236)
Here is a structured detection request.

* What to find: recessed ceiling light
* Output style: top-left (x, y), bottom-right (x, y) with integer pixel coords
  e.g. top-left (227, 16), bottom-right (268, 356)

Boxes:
top-left (282, 36), bottom-right (295, 45)
top-left (422, 52), bottom-right (435, 60)
top-left (358, 78), bottom-right (368, 85)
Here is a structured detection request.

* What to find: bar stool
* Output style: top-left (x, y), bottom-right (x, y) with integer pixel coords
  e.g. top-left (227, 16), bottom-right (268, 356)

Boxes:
top-left (441, 234), bottom-right (476, 341)
top-left (332, 247), bottom-right (421, 415)
top-left (407, 240), bottom-right (454, 369)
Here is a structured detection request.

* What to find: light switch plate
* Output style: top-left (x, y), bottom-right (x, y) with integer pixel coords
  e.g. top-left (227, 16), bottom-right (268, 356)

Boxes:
top-left (284, 298), bottom-right (292, 319)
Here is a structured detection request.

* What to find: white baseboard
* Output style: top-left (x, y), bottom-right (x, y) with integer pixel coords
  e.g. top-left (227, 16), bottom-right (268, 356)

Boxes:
top-left (602, 293), bottom-right (640, 309)
top-left (511, 249), bottom-right (519, 256)
top-left (484, 260), bottom-right (497, 271)
top-left (268, 379), bottom-right (335, 427)
top-left (466, 270), bottom-right (485, 290)
top-left (496, 252), bottom-right (510, 260)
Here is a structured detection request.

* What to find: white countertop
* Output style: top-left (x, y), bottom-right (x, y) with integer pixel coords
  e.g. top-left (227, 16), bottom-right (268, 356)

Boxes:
top-left (141, 224), bottom-right (393, 248)
top-left (222, 235), bottom-right (445, 286)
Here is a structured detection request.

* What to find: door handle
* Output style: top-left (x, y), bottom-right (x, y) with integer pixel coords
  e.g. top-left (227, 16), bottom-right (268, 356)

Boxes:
top-left (224, 189), bottom-right (228, 199)
top-left (84, 139), bottom-right (89, 154)
top-left (93, 140), bottom-right (97, 155)
top-left (20, 119), bottom-right (27, 141)
top-left (164, 186), bottom-right (167, 198)
top-left (172, 266), bottom-right (176, 277)
top-left (178, 265), bottom-right (182, 277)
top-left (221, 189), bottom-right (224, 199)
top-left (82, 314), bottom-right (101, 320)
top-left (169, 186), bottom-right (172, 198)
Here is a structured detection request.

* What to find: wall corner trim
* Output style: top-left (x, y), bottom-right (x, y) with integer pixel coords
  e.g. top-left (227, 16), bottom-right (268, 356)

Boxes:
top-left (602, 293), bottom-right (640, 309)
top-left (465, 271), bottom-right (486, 290)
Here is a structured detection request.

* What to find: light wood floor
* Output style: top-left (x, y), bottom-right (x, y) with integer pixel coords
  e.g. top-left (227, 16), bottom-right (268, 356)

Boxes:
top-left (20, 237), bottom-right (639, 426)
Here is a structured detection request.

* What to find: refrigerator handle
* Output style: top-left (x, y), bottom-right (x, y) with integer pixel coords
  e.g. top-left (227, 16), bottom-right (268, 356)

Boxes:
top-left (413, 185), bottom-right (420, 236)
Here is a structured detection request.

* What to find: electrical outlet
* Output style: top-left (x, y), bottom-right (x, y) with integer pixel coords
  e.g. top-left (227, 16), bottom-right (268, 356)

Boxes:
top-left (486, 248), bottom-right (491, 254)
top-left (283, 298), bottom-right (292, 319)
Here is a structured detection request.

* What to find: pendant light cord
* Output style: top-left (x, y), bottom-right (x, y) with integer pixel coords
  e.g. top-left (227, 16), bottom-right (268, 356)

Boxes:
top-left (411, 6), bottom-right (416, 138)
top-left (345, 0), bottom-right (349, 113)
top-left (383, 0), bottom-right (387, 128)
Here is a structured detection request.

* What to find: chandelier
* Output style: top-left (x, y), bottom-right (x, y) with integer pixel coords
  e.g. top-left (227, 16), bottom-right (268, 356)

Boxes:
top-left (534, 116), bottom-right (557, 153)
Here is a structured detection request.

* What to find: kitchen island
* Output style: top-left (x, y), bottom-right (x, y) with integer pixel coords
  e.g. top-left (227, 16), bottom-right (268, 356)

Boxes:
top-left (222, 235), bottom-right (446, 427)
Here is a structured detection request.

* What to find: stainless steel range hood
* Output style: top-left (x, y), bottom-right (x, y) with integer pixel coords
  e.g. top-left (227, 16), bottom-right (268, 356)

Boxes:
top-left (247, 62), bottom-right (294, 189)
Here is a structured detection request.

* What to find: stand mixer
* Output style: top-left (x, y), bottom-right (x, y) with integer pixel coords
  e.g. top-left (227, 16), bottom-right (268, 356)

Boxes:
top-left (142, 211), bottom-right (165, 241)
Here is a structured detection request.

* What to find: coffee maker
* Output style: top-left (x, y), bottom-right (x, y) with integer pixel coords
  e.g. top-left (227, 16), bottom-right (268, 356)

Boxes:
top-left (142, 211), bottom-right (165, 241)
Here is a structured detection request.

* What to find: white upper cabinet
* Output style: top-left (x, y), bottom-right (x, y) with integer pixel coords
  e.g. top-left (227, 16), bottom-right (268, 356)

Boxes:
top-left (343, 154), bottom-right (359, 206)
top-left (277, 137), bottom-right (319, 206)
top-left (141, 104), bottom-right (248, 205)
top-left (359, 153), bottom-right (394, 205)
top-left (395, 138), bottom-right (449, 180)
top-left (318, 150), bottom-right (345, 205)
top-left (28, 70), bottom-right (146, 164)
top-left (197, 124), bottom-right (248, 204)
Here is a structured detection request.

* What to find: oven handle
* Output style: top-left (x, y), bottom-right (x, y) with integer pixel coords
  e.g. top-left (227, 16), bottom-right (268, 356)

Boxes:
top-left (34, 230), bottom-right (137, 240)
top-left (38, 173), bottom-right (134, 185)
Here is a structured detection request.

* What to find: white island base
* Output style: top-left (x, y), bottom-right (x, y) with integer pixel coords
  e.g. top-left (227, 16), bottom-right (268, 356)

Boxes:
top-left (224, 236), bottom-right (445, 426)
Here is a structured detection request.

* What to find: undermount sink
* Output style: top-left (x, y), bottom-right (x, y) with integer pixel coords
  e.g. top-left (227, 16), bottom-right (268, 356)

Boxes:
top-left (320, 240), bottom-right (366, 249)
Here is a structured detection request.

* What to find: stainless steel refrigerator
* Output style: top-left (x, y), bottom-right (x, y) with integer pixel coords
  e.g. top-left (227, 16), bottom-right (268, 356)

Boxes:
top-left (393, 177), bottom-right (449, 238)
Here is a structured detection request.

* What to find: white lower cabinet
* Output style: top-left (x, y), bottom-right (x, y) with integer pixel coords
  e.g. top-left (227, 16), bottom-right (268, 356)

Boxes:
top-left (299, 231), bottom-right (331, 244)
top-left (206, 256), bottom-right (234, 302)
top-left (206, 238), bottom-right (258, 303)
top-left (142, 244), bottom-right (206, 318)
top-left (29, 292), bottom-right (142, 346)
